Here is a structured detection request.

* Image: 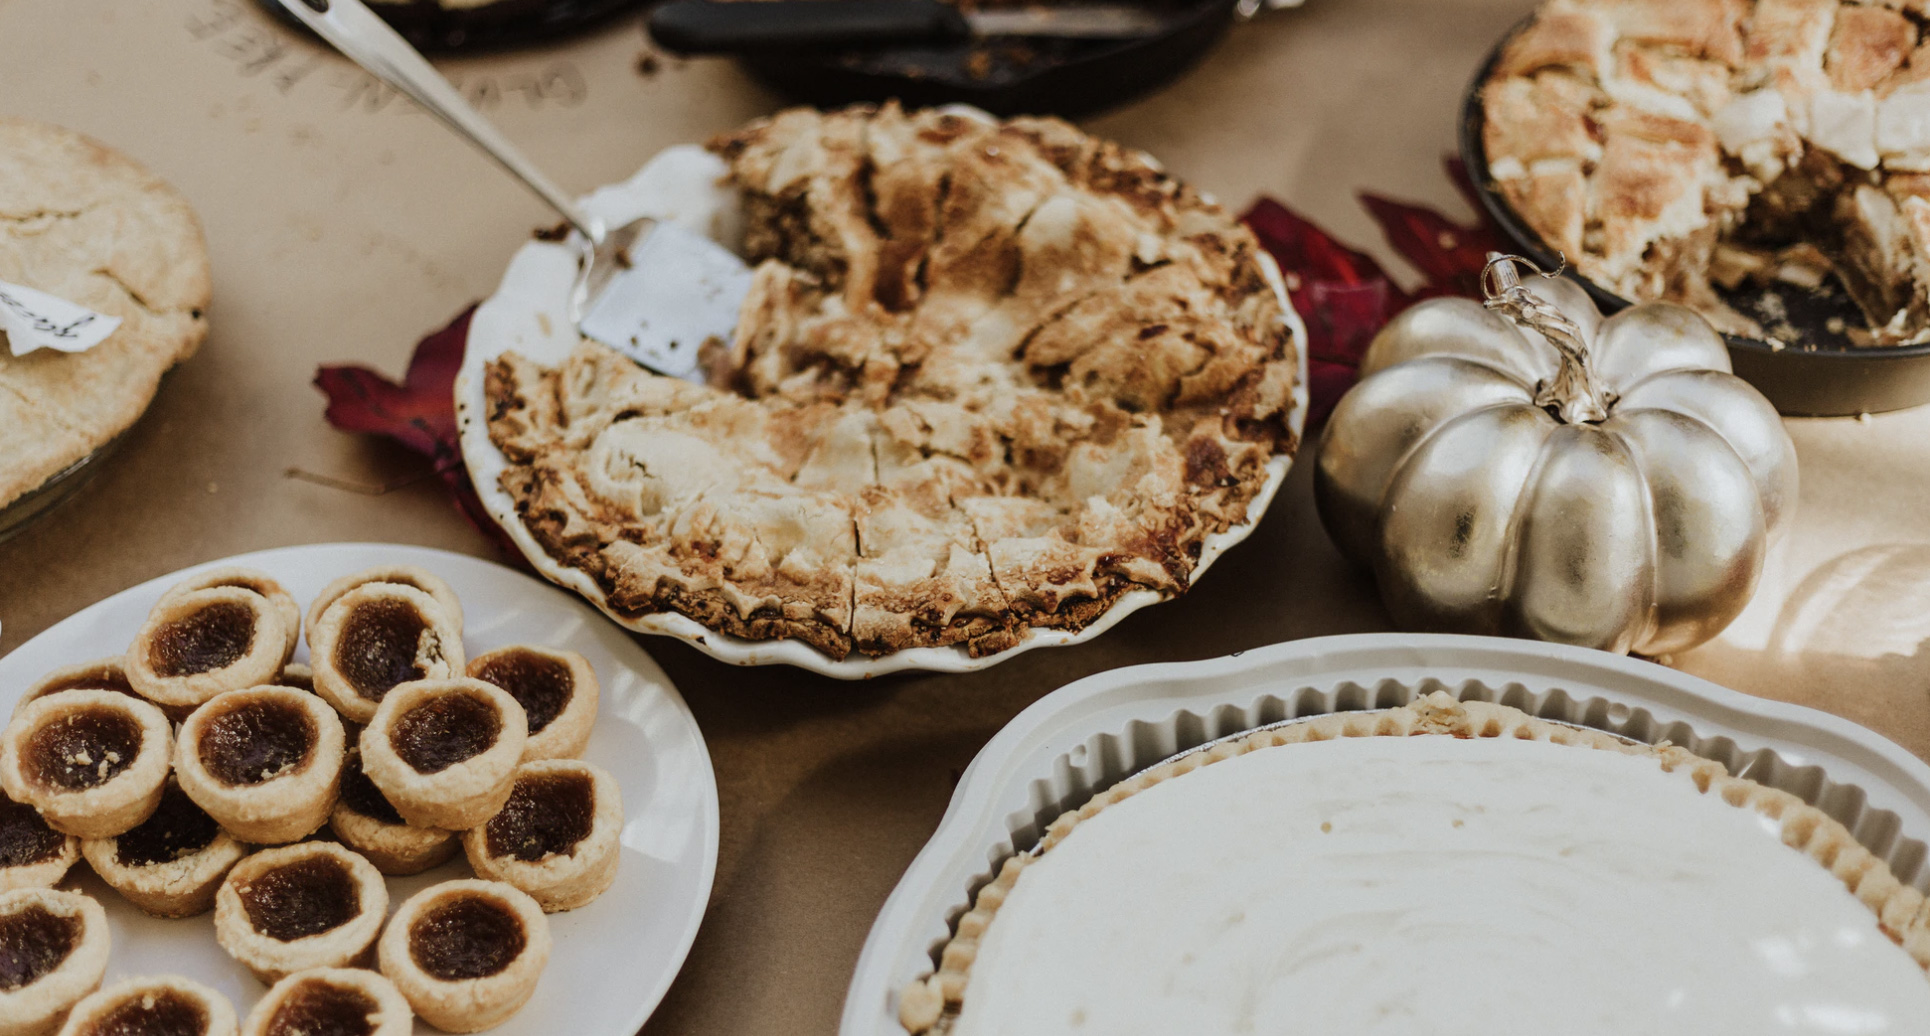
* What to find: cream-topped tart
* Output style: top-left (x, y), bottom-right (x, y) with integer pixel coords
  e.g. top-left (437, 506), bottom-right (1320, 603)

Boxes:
top-left (901, 695), bottom-right (1930, 1035)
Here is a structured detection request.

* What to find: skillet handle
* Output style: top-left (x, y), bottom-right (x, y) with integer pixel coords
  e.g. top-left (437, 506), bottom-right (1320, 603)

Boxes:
top-left (649, 0), bottom-right (972, 53)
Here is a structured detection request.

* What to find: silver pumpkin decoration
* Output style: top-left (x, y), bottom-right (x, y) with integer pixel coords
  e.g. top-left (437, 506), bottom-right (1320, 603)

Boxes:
top-left (1315, 255), bottom-right (1798, 655)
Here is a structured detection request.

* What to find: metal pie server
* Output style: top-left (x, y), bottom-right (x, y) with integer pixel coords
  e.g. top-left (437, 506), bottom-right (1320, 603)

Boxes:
top-left (272, 0), bottom-right (751, 380)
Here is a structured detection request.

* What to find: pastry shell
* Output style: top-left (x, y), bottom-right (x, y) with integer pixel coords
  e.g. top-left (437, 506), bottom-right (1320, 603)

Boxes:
top-left (466, 646), bottom-right (598, 762)
top-left (329, 752), bottom-right (457, 877)
top-left (274, 663), bottom-right (313, 694)
top-left (463, 759), bottom-right (622, 912)
top-left (159, 568), bottom-right (302, 668)
top-left (378, 879), bottom-right (551, 1033)
top-left (359, 679), bottom-right (527, 831)
top-left (241, 968), bottom-right (413, 1036)
top-left (125, 587), bottom-right (289, 711)
top-left (14, 660), bottom-right (139, 719)
top-left (306, 565), bottom-right (465, 638)
top-left (0, 690), bottom-right (173, 839)
top-left (55, 975), bottom-right (237, 1036)
top-left (175, 686), bottom-right (345, 845)
top-left (0, 792), bottom-right (78, 893)
top-left (309, 584), bottom-right (465, 725)
top-left (215, 842), bottom-right (389, 985)
top-left (897, 694), bottom-right (1930, 1032)
top-left (0, 888), bottom-right (109, 1036)
top-left (81, 781), bottom-right (247, 918)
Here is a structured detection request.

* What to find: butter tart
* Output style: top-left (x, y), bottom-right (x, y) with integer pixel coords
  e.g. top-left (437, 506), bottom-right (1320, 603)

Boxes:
top-left (329, 750), bottom-right (457, 877)
top-left (307, 566), bottom-right (465, 640)
top-left (159, 569), bottom-right (302, 668)
top-left (125, 588), bottom-right (289, 713)
top-left (175, 686), bottom-right (344, 845)
top-left (0, 888), bottom-right (108, 1036)
top-left (240, 968), bottom-right (412, 1036)
top-left (0, 691), bottom-right (172, 839)
top-left (14, 661), bottom-right (139, 719)
top-left (308, 584), bottom-right (465, 725)
top-left (215, 842), bottom-right (388, 984)
top-left (462, 760), bottom-right (620, 913)
top-left (55, 976), bottom-right (236, 1036)
top-left (377, 880), bottom-right (550, 1033)
top-left (0, 792), bottom-right (78, 893)
top-left (465, 646), bottom-right (598, 762)
top-left (358, 679), bottom-right (527, 831)
top-left (274, 664), bottom-right (313, 694)
top-left (81, 781), bottom-right (246, 918)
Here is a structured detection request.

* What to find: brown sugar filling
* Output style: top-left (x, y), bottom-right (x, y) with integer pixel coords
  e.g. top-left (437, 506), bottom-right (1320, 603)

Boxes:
top-left (238, 857), bottom-right (361, 942)
top-left (334, 600), bottom-right (435, 704)
top-left (338, 752), bottom-right (405, 826)
top-left (196, 699), bottom-right (315, 785)
top-left (82, 988), bottom-right (209, 1036)
top-left (36, 666), bottom-right (137, 698)
top-left (0, 796), bottom-right (66, 869)
top-left (0, 905), bottom-right (79, 991)
top-left (115, 784), bottom-right (220, 868)
top-left (408, 895), bottom-right (526, 981)
top-left (24, 707), bottom-right (142, 791)
top-left (149, 601), bottom-right (257, 678)
top-left (389, 694), bottom-right (501, 776)
top-left (485, 771), bottom-right (594, 862)
top-left (267, 982), bottom-right (379, 1036)
top-left (471, 651), bottom-right (572, 735)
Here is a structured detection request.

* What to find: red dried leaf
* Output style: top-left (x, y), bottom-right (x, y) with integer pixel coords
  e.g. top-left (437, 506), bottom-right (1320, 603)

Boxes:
top-left (1241, 198), bottom-right (1391, 290)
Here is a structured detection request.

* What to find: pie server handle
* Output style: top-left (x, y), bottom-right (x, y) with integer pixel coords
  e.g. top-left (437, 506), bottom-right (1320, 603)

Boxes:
top-left (648, 0), bottom-right (971, 54)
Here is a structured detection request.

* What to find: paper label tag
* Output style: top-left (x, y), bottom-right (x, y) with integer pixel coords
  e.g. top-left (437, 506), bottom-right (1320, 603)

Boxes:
top-left (0, 280), bottom-right (122, 357)
top-left (578, 222), bottom-right (754, 381)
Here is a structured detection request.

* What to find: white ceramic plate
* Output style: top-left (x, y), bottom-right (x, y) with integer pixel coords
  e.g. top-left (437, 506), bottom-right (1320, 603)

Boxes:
top-left (0, 543), bottom-right (718, 1036)
top-left (453, 140), bottom-right (1311, 680)
top-left (841, 633), bottom-right (1930, 1035)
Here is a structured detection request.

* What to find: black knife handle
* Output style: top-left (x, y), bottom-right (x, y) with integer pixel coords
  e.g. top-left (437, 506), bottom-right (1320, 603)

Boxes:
top-left (649, 0), bottom-right (972, 53)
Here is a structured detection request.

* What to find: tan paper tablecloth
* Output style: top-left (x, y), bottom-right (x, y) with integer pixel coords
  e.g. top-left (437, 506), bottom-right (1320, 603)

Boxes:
top-left (4, 0), bottom-right (1930, 1031)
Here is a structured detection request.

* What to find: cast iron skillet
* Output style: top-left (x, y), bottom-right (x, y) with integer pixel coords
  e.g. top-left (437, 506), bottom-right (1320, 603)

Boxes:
top-left (1463, 21), bottom-right (1930, 417)
top-left (734, 0), bottom-right (1243, 118)
top-left (257, 0), bottom-right (648, 52)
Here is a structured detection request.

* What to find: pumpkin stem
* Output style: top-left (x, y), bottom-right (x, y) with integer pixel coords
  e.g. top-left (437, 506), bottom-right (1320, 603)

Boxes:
top-left (1479, 254), bottom-right (1612, 424)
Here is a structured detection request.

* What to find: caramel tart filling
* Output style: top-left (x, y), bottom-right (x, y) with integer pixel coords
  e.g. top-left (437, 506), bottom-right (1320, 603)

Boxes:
top-left (469, 649), bottom-right (570, 736)
top-left (0, 797), bottom-right (66, 869)
top-left (336, 600), bottom-right (438, 706)
top-left (113, 783), bottom-right (220, 869)
top-left (240, 857), bottom-right (361, 942)
top-left (27, 662), bottom-right (137, 702)
top-left (196, 699), bottom-right (316, 786)
top-left (80, 988), bottom-right (209, 1036)
top-left (391, 695), bottom-right (500, 776)
top-left (148, 601), bottom-right (257, 679)
top-left (24, 707), bottom-right (141, 792)
top-left (484, 771), bottom-right (593, 862)
top-left (408, 895), bottom-right (526, 981)
top-left (338, 753), bottom-right (404, 827)
top-left (263, 982), bottom-right (380, 1036)
top-left (0, 903), bottom-right (77, 991)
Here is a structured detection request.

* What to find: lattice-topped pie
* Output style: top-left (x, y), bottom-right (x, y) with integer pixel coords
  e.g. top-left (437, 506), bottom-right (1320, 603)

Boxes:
top-left (485, 104), bottom-right (1301, 660)
top-left (1483, 0), bottom-right (1930, 346)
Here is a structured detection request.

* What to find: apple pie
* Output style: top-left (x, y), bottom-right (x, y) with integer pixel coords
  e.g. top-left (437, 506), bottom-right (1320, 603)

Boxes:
top-left (485, 104), bottom-right (1301, 660)
top-left (1483, 0), bottom-right (1930, 347)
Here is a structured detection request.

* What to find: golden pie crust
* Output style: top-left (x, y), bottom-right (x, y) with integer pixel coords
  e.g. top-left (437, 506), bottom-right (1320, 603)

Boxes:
top-left (1483, 0), bottom-right (1930, 346)
top-left (274, 663), bottom-right (313, 694)
top-left (241, 968), bottom-right (413, 1036)
top-left (55, 976), bottom-right (237, 1036)
top-left (306, 565), bottom-right (466, 638)
top-left (81, 781), bottom-right (245, 919)
top-left (377, 879), bottom-right (551, 1034)
top-left (174, 685), bottom-right (345, 845)
top-left (329, 750), bottom-right (459, 877)
top-left (214, 842), bottom-right (389, 985)
top-left (124, 587), bottom-right (289, 713)
top-left (358, 679), bottom-right (527, 831)
top-left (0, 690), bottom-right (172, 840)
top-left (158, 569), bottom-right (302, 668)
top-left (0, 790), bottom-right (78, 893)
top-left (308, 583), bottom-right (465, 725)
top-left (462, 759), bottom-right (621, 912)
top-left (466, 646), bottom-right (598, 762)
top-left (485, 103), bottom-right (1301, 661)
top-left (0, 118), bottom-right (211, 513)
top-left (898, 693), bottom-right (1930, 1032)
top-left (14, 660), bottom-right (139, 719)
top-left (0, 889), bottom-right (108, 1036)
